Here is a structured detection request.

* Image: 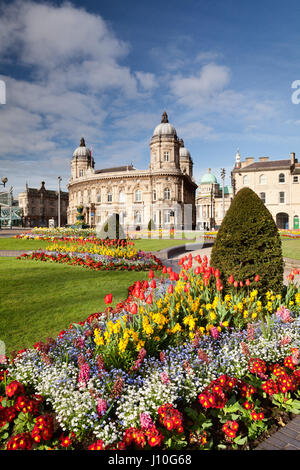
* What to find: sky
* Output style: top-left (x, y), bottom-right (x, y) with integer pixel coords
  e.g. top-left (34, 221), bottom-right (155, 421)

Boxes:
top-left (1, 0), bottom-right (300, 196)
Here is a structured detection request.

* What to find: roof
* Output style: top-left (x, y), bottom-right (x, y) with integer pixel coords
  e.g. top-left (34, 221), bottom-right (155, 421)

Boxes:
top-left (234, 159), bottom-right (291, 172)
top-left (200, 169), bottom-right (218, 184)
top-left (95, 165), bottom-right (136, 174)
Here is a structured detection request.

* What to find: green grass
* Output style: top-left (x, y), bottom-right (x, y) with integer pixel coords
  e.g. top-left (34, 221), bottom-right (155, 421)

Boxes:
top-left (0, 237), bottom-right (198, 252)
top-left (0, 257), bottom-right (149, 354)
top-left (281, 238), bottom-right (300, 260)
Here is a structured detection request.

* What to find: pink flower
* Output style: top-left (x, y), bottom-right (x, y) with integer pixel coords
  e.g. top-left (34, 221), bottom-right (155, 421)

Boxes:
top-left (276, 307), bottom-right (294, 323)
top-left (140, 412), bottom-right (154, 430)
top-left (160, 372), bottom-right (170, 385)
top-left (210, 326), bottom-right (219, 339)
top-left (96, 398), bottom-right (107, 417)
top-left (78, 363), bottom-right (90, 388)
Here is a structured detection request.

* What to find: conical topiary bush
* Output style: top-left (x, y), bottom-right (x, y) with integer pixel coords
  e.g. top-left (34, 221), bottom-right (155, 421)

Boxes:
top-left (96, 213), bottom-right (126, 240)
top-left (210, 187), bottom-right (284, 294)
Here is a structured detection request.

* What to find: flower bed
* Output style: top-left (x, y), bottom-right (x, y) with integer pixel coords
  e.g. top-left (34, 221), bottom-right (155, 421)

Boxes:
top-left (17, 250), bottom-right (163, 272)
top-left (1, 253), bottom-right (300, 451)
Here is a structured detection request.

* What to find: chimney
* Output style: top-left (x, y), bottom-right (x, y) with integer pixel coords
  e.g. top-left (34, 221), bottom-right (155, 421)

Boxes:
top-left (291, 152), bottom-right (296, 165)
top-left (259, 157), bottom-right (269, 162)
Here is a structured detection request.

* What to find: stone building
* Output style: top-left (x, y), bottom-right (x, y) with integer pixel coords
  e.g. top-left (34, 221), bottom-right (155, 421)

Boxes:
top-left (18, 181), bottom-right (68, 227)
top-left (67, 112), bottom-right (198, 230)
top-left (231, 150), bottom-right (300, 229)
top-left (196, 169), bottom-right (233, 230)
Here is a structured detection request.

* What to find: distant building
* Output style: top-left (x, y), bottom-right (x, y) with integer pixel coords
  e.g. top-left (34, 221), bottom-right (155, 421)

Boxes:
top-left (231, 150), bottom-right (300, 229)
top-left (196, 169), bottom-right (233, 230)
top-left (67, 111), bottom-right (198, 230)
top-left (18, 181), bottom-right (68, 227)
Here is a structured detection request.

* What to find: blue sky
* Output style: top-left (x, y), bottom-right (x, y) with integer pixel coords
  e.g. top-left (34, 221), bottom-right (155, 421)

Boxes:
top-left (1, 0), bottom-right (300, 195)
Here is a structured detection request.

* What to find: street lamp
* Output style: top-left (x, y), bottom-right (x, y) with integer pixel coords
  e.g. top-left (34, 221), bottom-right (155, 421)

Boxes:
top-left (58, 176), bottom-right (62, 227)
top-left (221, 168), bottom-right (226, 220)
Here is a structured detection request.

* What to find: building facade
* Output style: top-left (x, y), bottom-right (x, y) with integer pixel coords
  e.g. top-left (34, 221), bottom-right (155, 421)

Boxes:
top-left (231, 150), bottom-right (300, 229)
top-left (18, 181), bottom-right (68, 227)
top-left (67, 112), bottom-right (198, 230)
top-left (196, 169), bottom-right (233, 230)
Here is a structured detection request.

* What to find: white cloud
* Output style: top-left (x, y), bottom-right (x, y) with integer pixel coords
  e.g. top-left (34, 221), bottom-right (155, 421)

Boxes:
top-left (170, 64), bottom-right (231, 107)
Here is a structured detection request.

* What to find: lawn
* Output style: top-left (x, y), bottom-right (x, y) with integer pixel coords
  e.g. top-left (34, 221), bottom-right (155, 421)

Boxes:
top-left (281, 238), bottom-right (300, 260)
top-left (0, 257), bottom-right (149, 354)
top-left (0, 237), bottom-right (200, 252)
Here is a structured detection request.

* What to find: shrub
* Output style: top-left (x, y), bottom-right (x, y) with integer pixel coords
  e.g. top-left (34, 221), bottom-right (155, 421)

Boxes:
top-left (96, 213), bottom-right (126, 240)
top-left (210, 187), bottom-right (284, 294)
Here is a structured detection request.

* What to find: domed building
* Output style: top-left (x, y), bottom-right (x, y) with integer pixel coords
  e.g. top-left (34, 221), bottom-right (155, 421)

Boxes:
top-left (67, 112), bottom-right (198, 231)
top-left (196, 168), bottom-right (233, 230)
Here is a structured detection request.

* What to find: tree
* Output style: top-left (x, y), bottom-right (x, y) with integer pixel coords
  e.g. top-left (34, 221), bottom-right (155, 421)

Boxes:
top-left (210, 187), bottom-right (284, 294)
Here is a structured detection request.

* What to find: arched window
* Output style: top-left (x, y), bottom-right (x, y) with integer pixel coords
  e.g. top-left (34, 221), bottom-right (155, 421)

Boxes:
top-left (107, 192), bottom-right (112, 202)
top-left (243, 175), bottom-right (249, 185)
top-left (119, 191), bottom-right (125, 203)
top-left (164, 188), bottom-right (170, 200)
top-left (279, 173), bottom-right (285, 183)
top-left (259, 174), bottom-right (266, 185)
top-left (135, 189), bottom-right (142, 202)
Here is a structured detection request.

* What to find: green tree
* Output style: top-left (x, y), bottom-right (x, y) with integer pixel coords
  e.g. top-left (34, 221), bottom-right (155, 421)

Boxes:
top-left (210, 187), bottom-right (284, 294)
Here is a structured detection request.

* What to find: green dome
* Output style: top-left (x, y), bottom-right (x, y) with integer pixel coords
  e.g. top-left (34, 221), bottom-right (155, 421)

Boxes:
top-left (200, 168), bottom-right (217, 184)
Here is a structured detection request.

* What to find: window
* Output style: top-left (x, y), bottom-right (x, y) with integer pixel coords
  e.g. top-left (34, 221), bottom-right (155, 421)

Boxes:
top-left (79, 169), bottom-right (84, 177)
top-left (279, 173), bottom-right (285, 183)
top-left (119, 191), bottom-right (125, 203)
top-left (279, 191), bottom-right (285, 204)
top-left (107, 193), bottom-right (112, 202)
top-left (164, 211), bottom-right (171, 224)
top-left (293, 176), bottom-right (299, 183)
top-left (260, 192), bottom-right (266, 204)
top-left (164, 188), bottom-right (170, 200)
top-left (97, 215), bottom-right (101, 224)
top-left (135, 211), bottom-right (142, 224)
top-left (163, 151), bottom-right (169, 162)
top-left (243, 175), bottom-right (249, 185)
top-left (135, 189), bottom-right (142, 202)
top-left (153, 189), bottom-right (157, 201)
top-left (259, 174), bottom-right (266, 185)
top-left (97, 193), bottom-right (101, 203)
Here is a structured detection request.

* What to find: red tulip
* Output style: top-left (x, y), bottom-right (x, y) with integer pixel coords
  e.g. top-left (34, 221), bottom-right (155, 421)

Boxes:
top-left (254, 275), bottom-right (260, 282)
top-left (228, 275), bottom-right (234, 284)
top-left (194, 266), bottom-right (201, 275)
top-left (150, 279), bottom-right (156, 288)
top-left (162, 266), bottom-right (167, 274)
top-left (143, 280), bottom-right (149, 289)
top-left (215, 268), bottom-right (220, 278)
top-left (104, 294), bottom-right (113, 304)
top-left (246, 279), bottom-right (251, 286)
top-left (149, 270), bottom-right (154, 279)
top-left (167, 266), bottom-right (172, 273)
top-left (168, 284), bottom-right (174, 294)
top-left (234, 281), bottom-right (238, 288)
top-left (239, 281), bottom-right (243, 287)
top-left (139, 291), bottom-right (145, 301)
top-left (145, 294), bottom-right (152, 304)
top-left (130, 303), bottom-right (138, 315)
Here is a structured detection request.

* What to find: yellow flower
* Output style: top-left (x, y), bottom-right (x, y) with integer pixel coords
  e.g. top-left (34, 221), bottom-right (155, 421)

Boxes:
top-left (252, 312), bottom-right (258, 319)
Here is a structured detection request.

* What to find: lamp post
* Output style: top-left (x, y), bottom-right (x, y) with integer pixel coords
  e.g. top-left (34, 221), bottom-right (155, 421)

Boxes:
top-left (58, 176), bottom-right (62, 227)
top-left (0, 177), bottom-right (8, 230)
top-left (221, 168), bottom-right (226, 220)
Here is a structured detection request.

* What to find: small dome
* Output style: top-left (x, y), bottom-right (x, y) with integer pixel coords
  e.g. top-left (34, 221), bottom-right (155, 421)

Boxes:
top-left (73, 137), bottom-right (91, 158)
top-left (152, 111), bottom-right (177, 137)
top-left (179, 146), bottom-right (191, 158)
top-left (200, 168), bottom-right (218, 184)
